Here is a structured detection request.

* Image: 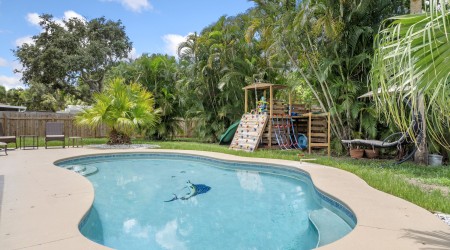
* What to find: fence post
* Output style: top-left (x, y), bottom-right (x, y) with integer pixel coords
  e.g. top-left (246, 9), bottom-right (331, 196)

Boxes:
top-left (2, 112), bottom-right (6, 133)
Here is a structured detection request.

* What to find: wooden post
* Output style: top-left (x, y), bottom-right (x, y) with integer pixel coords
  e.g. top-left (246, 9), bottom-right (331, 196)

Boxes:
top-left (327, 112), bottom-right (331, 156)
top-left (269, 85), bottom-right (273, 148)
top-left (244, 89), bottom-right (248, 113)
top-left (2, 112), bottom-right (6, 134)
top-left (308, 112), bottom-right (312, 154)
top-left (288, 92), bottom-right (292, 116)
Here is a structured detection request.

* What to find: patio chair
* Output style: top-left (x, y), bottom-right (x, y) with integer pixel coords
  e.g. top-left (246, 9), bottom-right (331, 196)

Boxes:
top-left (342, 104), bottom-right (423, 164)
top-left (45, 122), bottom-right (65, 149)
top-left (0, 122), bottom-right (17, 148)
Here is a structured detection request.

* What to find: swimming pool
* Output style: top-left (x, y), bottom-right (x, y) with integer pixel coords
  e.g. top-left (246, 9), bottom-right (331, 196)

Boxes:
top-left (56, 153), bottom-right (355, 250)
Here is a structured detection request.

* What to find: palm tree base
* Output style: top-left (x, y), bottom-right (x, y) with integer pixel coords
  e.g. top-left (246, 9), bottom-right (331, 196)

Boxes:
top-left (107, 130), bottom-right (131, 145)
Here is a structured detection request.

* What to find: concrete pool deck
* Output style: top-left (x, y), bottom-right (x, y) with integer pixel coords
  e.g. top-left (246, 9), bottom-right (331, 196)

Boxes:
top-left (0, 148), bottom-right (449, 250)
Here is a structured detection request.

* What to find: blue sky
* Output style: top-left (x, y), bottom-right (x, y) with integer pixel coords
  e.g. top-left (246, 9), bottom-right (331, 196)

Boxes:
top-left (0, 0), bottom-right (254, 90)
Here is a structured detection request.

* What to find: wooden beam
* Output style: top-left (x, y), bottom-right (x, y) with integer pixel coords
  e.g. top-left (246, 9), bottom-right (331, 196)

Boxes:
top-left (288, 92), bottom-right (292, 116)
top-left (327, 112), bottom-right (331, 156)
top-left (308, 112), bottom-right (312, 154)
top-left (269, 85), bottom-right (273, 147)
top-left (245, 89), bottom-right (248, 113)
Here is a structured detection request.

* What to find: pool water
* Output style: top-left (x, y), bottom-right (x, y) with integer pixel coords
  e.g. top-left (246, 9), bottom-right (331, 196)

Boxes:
top-left (58, 154), bottom-right (354, 250)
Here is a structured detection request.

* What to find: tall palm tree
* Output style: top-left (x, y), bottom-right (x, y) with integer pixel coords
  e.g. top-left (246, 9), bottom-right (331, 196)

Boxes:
top-left (76, 77), bottom-right (160, 144)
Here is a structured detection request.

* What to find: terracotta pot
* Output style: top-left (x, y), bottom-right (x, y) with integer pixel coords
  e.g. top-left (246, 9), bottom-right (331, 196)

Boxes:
top-left (365, 148), bottom-right (379, 159)
top-left (350, 148), bottom-right (364, 159)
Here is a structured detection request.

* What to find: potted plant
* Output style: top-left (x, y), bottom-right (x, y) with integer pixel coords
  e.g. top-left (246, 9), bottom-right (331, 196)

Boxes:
top-left (428, 142), bottom-right (443, 166)
top-left (350, 146), bottom-right (364, 159)
top-left (365, 147), bottom-right (380, 159)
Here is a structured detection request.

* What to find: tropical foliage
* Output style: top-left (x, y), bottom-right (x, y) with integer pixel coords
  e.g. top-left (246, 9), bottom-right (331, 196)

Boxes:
top-left (13, 1), bottom-right (443, 157)
top-left (105, 54), bottom-right (182, 140)
top-left (371, 0), bottom-right (450, 154)
top-left (244, 0), bottom-right (409, 153)
top-left (0, 86), bottom-right (6, 103)
top-left (177, 15), bottom-right (282, 142)
top-left (76, 78), bottom-right (159, 144)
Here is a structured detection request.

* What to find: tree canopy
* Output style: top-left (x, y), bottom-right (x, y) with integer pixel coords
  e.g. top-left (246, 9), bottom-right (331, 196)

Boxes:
top-left (14, 14), bottom-right (132, 101)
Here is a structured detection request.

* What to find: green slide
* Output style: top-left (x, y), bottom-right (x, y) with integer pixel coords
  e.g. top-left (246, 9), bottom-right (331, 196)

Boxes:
top-left (219, 120), bottom-right (240, 145)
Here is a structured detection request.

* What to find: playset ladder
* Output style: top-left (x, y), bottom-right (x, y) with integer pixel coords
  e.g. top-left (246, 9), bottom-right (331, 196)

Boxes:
top-left (229, 113), bottom-right (268, 152)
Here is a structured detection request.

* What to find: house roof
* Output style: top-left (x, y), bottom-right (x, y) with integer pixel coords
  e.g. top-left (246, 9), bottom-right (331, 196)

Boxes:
top-left (0, 103), bottom-right (27, 112)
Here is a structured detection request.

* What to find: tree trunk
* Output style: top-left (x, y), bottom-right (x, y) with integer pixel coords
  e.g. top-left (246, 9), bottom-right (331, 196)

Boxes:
top-left (414, 94), bottom-right (428, 164)
top-left (410, 0), bottom-right (428, 164)
top-left (410, 0), bottom-right (422, 14)
top-left (107, 128), bottom-right (131, 145)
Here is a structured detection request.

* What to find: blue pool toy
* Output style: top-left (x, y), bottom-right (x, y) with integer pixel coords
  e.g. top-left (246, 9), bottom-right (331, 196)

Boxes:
top-left (298, 133), bottom-right (308, 149)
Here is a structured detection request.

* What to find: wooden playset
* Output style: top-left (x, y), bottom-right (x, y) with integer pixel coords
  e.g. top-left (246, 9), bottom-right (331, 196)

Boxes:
top-left (229, 82), bottom-right (331, 155)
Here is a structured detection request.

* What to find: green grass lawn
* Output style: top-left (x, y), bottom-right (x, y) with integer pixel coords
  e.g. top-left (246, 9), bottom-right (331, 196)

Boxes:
top-left (5, 138), bottom-right (449, 213)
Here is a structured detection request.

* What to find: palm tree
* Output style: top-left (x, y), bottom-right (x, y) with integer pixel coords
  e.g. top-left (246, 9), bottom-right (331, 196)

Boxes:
top-left (76, 77), bottom-right (160, 144)
top-left (371, 0), bottom-right (450, 162)
top-left (411, 0), bottom-right (423, 13)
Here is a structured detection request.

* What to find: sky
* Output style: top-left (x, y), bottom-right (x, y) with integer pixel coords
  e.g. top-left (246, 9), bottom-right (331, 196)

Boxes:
top-left (0, 0), bottom-right (254, 90)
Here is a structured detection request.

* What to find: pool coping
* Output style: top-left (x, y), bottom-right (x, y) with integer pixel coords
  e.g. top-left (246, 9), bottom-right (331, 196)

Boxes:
top-left (1, 148), bottom-right (449, 249)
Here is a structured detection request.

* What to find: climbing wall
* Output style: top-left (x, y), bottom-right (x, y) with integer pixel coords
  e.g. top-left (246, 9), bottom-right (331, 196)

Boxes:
top-left (229, 113), bottom-right (269, 152)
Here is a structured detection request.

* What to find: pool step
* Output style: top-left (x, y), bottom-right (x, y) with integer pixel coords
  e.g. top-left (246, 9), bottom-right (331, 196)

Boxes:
top-left (309, 208), bottom-right (353, 247)
top-left (63, 165), bottom-right (98, 176)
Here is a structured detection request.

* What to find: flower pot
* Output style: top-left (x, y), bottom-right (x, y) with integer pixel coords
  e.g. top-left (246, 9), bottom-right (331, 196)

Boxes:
top-left (428, 154), bottom-right (443, 166)
top-left (350, 148), bottom-right (364, 159)
top-left (365, 148), bottom-right (379, 159)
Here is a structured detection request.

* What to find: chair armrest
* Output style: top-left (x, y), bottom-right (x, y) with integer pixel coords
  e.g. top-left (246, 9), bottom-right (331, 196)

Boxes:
top-left (381, 132), bottom-right (404, 145)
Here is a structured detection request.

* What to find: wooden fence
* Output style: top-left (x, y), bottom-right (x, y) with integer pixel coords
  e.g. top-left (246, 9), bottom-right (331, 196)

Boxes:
top-left (0, 111), bottom-right (197, 139)
top-left (0, 111), bottom-right (109, 138)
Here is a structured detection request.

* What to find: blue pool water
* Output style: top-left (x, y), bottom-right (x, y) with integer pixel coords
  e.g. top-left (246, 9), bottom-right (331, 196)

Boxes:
top-left (57, 154), bottom-right (355, 250)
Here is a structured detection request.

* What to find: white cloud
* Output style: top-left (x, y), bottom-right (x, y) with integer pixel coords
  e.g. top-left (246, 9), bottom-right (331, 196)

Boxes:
top-left (128, 47), bottom-right (139, 60)
top-left (162, 34), bottom-right (188, 57)
top-left (15, 36), bottom-right (34, 47)
top-left (0, 75), bottom-right (24, 90)
top-left (11, 61), bottom-right (23, 74)
top-left (104, 0), bottom-right (152, 12)
top-left (26, 13), bottom-right (41, 27)
top-left (63, 10), bottom-right (85, 21)
top-left (26, 11), bottom-right (85, 30)
top-left (123, 0), bottom-right (152, 12)
top-left (55, 10), bottom-right (86, 27)
top-left (0, 58), bottom-right (7, 67)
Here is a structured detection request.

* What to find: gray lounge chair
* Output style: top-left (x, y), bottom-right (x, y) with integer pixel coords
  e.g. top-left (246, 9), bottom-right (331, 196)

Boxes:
top-left (0, 123), bottom-right (17, 148)
top-left (45, 122), bottom-right (65, 148)
top-left (342, 102), bottom-right (423, 164)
